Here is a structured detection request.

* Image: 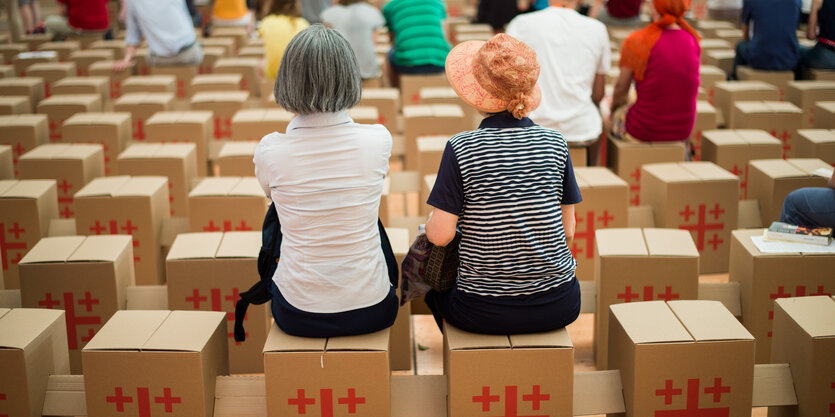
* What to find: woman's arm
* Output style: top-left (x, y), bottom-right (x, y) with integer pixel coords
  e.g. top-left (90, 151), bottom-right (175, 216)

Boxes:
top-left (425, 208), bottom-right (458, 247)
top-left (610, 67), bottom-right (634, 114)
top-left (562, 204), bottom-right (576, 247)
top-left (809, 0), bottom-right (821, 40)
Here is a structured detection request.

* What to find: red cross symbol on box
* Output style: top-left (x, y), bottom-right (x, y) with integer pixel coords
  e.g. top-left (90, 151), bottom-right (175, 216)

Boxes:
top-left (617, 285), bottom-right (681, 303)
top-left (0, 392), bottom-right (7, 417)
top-left (769, 129), bottom-right (792, 159)
top-left (570, 210), bottom-right (613, 260)
top-left (132, 119), bottom-right (146, 141)
top-left (728, 164), bottom-right (749, 200)
top-left (471, 385), bottom-right (550, 417)
top-left (11, 142), bottom-right (26, 176)
top-left (203, 220), bottom-right (252, 232)
top-left (88, 220), bottom-right (141, 262)
top-left (678, 204), bottom-right (724, 251)
top-left (44, 83), bottom-right (51, 98)
top-left (57, 179), bottom-right (75, 218)
top-left (0, 222), bottom-right (27, 272)
top-left (106, 386), bottom-right (182, 416)
top-left (186, 288), bottom-right (247, 343)
top-left (829, 382), bottom-right (834, 414)
top-left (37, 292), bottom-right (101, 350)
top-left (110, 81), bottom-right (122, 99)
top-left (288, 388), bottom-right (367, 416)
top-left (213, 118), bottom-right (233, 139)
top-left (48, 120), bottom-right (62, 141)
top-left (176, 80), bottom-right (186, 99)
top-left (167, 183), bottom-right (175, 215)
top-left (654, 378), bottom-right (730, 416)
top-left (767, 285), bottom-right (832, 336)
top-left (628, 167), bottom-right (642, 206)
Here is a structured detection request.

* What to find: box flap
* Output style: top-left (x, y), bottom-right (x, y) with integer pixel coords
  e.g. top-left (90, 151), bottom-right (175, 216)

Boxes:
top-left (189, 177), bottom-right (240, 196)
top-left (83, 310), bottom-right (170, 351)
top-left (218, 141), bottom-right (257, 158)
top-left (717, 81), bottom-right (776, 92)
top-left (385, 227), bottom-right (410, 256)
top-left (595, 228), bottom-right (648, 257)
top-left (263, 108), bottom-right (294, 122)
top-left (39, 94), bottom-right (99, 107)
top-left (69, 235), bottom-right (132, 262)
top-left (230, 109), bottom-right (265, 122)
top-left (361, 88), bottom-right (399, 100)
top-left (431, 104), bottom-right (464, 117)
top-left (680, 161), bottom-right (739, 181)
top-left (1, 179), bottom-right (55, 199)
top-left (574, 167), bottom-right (628, 188)
top-left (263, 323), bottom-right (326, 352)
top-left (142, 310), bottom-right (225, 352)
top-left (643, 228), bottom-right (699, 257)
top-left (787, 158), bottom-right (832, 175)
top-left (111, 176), bottom-right (167, 197)
top-left (402, 105), bottom-right (433, 118)
top-left (696, 100), bottom-right (716, 113)
top-left (642, 163), bottom-right (697, 183)
top-left (191, 91), bottom-right (249, 104)
top-left (797, 129), bottom-right (835, 144)
top-left (0, 308), bottom-right (8, 319)
top-left (749, 159), bottom-right (807, 179)
top-left (445, 322), bottom-right (511, 350)
top-left (774, 296), bottom-right (835, 338)
top-left (123, 75), bottom-right (175, 86)
top-left (348, 106), bottom-right (379, 120)
top-left (737, 129), bottom-right (782, 145)
top-left (19, 236), bottom-right (85, 264)
top-left (788, 80), bottom-right (835, 90)
top-left (118, 144), bottom-right (162, 159)
top-left (509, 328), bottom-right (573, 348)
top-left (765, 101), bottom-right (802, 114)
top-left (609, 301), bottom-right (693, 344)
top-left (166, 232), bottom-right (223, 260)
top-left (152, 143), bottom-right (195, 158)
top-left (193, 73), bottom-right (243, 84)
top-left (230, 177), bottom-right (265, 197)
top-left (326, 329), bottom-right (389, 351)
top-left (75, 176), bottom-right (131, 198)
top-left (18, 143), bottom-right (69, 160)
top-left (699, 65), bottom-right (725, 76)
top-left (668, 300), bottom-right (754, 341)
top-left (57, 144), bottom-right (102, 160)
top-left (0, 180), bottom-right (16, 195)
top-left (702, 130), bottom-right (746, 145)
top-left (216, 231), bottom-right (261, 258)
top-left (416, 136), bottom-right (448, 152)
top-left (0, 308), bottom-right (65, 350)
top-left (64, 112), bottom-right (130, 126)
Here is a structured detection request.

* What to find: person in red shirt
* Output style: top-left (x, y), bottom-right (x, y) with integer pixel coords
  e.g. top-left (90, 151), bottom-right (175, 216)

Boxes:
top-left (590, 0), bottom-right (643, 26)
top-left (44, 0), bottom-right (110, 40)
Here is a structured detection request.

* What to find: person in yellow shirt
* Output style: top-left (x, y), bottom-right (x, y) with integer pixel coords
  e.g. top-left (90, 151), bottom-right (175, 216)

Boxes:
top-left (258, 0), bottom-right (309, 80)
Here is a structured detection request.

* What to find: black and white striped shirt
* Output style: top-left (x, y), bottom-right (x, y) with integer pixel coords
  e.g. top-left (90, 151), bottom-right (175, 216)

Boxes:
top-left (427, 114), bottom-right (582, 298)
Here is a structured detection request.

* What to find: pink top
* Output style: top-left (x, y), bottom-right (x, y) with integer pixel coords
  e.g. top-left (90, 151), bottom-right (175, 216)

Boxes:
top-left (625, 29), bottom-right (700, 142)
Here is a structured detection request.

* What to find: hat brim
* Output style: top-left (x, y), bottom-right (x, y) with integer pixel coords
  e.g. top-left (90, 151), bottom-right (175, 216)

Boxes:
top-left (445, 40), bottom-right (542, 115)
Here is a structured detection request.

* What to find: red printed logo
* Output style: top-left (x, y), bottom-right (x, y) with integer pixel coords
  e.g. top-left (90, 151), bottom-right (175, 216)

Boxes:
top-left (88, 220), bottom-right (141, 262)
top-left (57, 179), bottom-right (74, 218)
top-left (48, 120), bottom-right (62, 141)
top-left (0, 222), bottom-right (27, 271)
top-left (471, 385), bottom-right (550, 417)
top-left (213, 117), bottom-right (232, 139)
top-left (132, 119), bottom-right (146, 141)
top-left (617, 285), bottom-right (680, 303)
top-left (202, 220), bottom-right (252, 232)
top-left (38, 291), bottom-right (101, 350)
top-left (288, 388), bottom-right (366, 416)
top-left (769, 129), bottom-right (792, 159)
top-left (678, 204), bottom-right (725, 251)
top-left (571, 210), bottom-right (615, 260)
top-left (655, 378), bottom-right (730, 416)
top-left (767, 285), bottom-right (831, 337)
top-left (106, 387), bottom-right (181, 416)
top-left (1, 392), bottom-right (8, 417)
top-left (185, 288), bottom-right (246, 344)
top-left (10, 142), bottom-right (26, 176)
top-left (728, 165), bottom-right (749, 200)
top-left (629, 167), bottom-right (641, 206)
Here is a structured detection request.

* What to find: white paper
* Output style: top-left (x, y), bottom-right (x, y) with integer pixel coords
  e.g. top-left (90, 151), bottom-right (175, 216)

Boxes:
top-left (751, 235), bottom-right (835, 254)
top-left (813, 167), bottom-right (834, 179)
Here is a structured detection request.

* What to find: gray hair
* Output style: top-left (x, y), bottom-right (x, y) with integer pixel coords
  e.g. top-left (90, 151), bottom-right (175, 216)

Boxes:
top-left (274, 24), bottom-right (362, 114)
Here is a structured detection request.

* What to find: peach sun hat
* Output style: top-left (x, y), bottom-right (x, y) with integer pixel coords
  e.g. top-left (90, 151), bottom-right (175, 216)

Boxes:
top-left (445, 33), bottom-right (542, 120)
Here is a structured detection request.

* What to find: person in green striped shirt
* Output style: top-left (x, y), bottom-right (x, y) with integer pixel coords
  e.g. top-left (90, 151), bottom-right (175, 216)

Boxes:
top-left (382, 0), bottom-right (451, 87)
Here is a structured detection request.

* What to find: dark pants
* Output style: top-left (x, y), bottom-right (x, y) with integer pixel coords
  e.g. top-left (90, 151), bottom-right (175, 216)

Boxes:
top-left (733, 41), bottom-right (803, 80)
top-left (424, 277), bottom-right (581, 335)
top-left (779, 187), bottom-right (835, 228)
top-left (387, 49), bottom-right (444, 75)
top-left (800, 43), bottom-right (835, 71)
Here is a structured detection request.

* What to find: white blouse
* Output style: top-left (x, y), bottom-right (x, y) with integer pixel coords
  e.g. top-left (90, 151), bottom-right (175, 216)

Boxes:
top-left (254, 111), bottom-right (392, 313)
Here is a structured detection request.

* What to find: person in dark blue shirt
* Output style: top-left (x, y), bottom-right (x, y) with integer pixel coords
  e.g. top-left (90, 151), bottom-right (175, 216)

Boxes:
top-left (800, 0), bottom-right (835, 70)
top-left (733, 0), bottom-right (801, 79)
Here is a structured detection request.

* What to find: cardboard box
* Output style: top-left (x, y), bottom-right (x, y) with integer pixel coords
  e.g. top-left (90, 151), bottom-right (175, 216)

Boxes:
top-left (120, 75), bottom-right (177, 95)
top-left (19, 34), bottom-right (53, 51)
top-left (0, 77), bottom-right (45, 112)
top-left (737, 66), bottom-right (794, 100)
top-left (199, 46), bottom-right (226, 75)
top-left (608, 300), bottom-right (755, 417)
top-left (217, 142), bottom-right (257, 176)
top-left (18, 235), bottom-right (134, 373)
top-left (0, 179), bottom-right (58, 289)
top-left (66, 49), bottom-right (114, 77)
top-left (713, 81), bottom-right (779, 127)
top-left (13, 51), bottom-right (57, 77)
top-left (695, 20), bottom-right (735, 37)
top-left (444, 323), bottom-right (573, 417)
top-left (403, 104), bottom-right (466, 170)
top-left (0, 44), bottom-right (27, 65)
top-left (189, 74), bottom-right (243, 97)
top-left (699, 38), bottom-right (734, 62)
top-left (117, 143), bottom-right (198, 217)
top-left (796, 129), bottom-right (835, 165)
top-left (19, 144), bottom-right (105, 219)
top-left (386, 227), bottom-right (413, 371)
top-left (212, 58), bottom-right (259, 97)
top-left (112, 92), bottom-right (176, 142)
top-left (348, 106), bottom-right (379, 126)
top-left (747, 158), bottom-right (831, 224)
top-left (416, 135), bottom-right (447, 180)
top-left (190, 91), bottom-right (250, 141)
top-left (36, 94), bottom-right (102, 141)
top-left (400, 73), bottom-right (450, 106)
top-left (0, 308), bottom-right (70, 417)
top-left (188, 177), bottom-right (267, 233)
top-left (728, 229), bottom-right (835, 363)
top-left (0, 96), bottom-right (30, 115)
top-left (731, 101), bottom-right (803, 158)
top-left (145, 111), bottom-right (213, 176)
top-left (0, 65), bottom-right (14, 78)
top-left (0, 114), bottom-right (48, 177)
top-left (211, 27), bottom-right (249, 52)
top-left (769, 296), bottom-right (835, 417)
top-left (237, 46), bottom-right (264, 59)
top-left (74, 176), bottom-right (170, 285)
top-left (572, 167), bottom-right (629, 281)
top-left (51, 76), bottom-right (110, 105)
top-left (263, 325), bottom-right (391, 417)
top-left (701, 130), bottom-right (783, 200)
top-left (133, 48), bottom-right (150, 76)
top-left (784, 81), bottom-right (835, 128)
top-left (606, 137), bottom-right (686, 207)
top-left (149, 65), bottom-right (197, 99)
top-left (0, 145), bottom-right (12, 179)
top-left (805, 68), bottom-right (835, 81)
top-left (201, 38), bottom-right (235, 58)
top-left (82, 310), bottom-right (228, 417)
top-left (360, 88), bottom-right (399, 134)
top-left (23, 62), bottom-right (76, 97)
top-left (62, 112), bottom-right (132, 176)
top-left (88, 40), bottom-right (126, 60)
top-left (37, 40), bottom-right (81, 62)
top-left (230, 108), bottom-right (292, 142)
top-left (166, 232), bottom-right (269, 374)
top-left (88, 60), bottom-right (130, 99)
top-left (593, 228), bottom-right (698, 369)
top-left (690, 100), bottom-right (718, 160)
top-left (814, 101), bottom-right (835, 128)
top-left (715, 28), bottom-right (743, 45)
top-left (640, 162), bottom-right (739, 273)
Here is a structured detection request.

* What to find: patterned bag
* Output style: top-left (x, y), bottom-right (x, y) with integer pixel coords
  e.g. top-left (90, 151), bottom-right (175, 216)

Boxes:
top-left (399, 232), bottom-right (461, 305)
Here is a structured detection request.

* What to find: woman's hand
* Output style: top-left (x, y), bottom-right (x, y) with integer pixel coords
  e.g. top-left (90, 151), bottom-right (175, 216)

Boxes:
top-left (425, 208), bottom-right (458, 247)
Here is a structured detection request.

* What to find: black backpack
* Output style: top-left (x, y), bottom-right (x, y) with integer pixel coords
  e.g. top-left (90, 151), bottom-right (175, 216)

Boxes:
top-left (233, 203), bottom-right (399, 342)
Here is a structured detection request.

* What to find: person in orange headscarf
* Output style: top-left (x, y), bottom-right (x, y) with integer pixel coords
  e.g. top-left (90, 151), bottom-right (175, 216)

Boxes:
top-left (609, 0), bottom-right (701, 146)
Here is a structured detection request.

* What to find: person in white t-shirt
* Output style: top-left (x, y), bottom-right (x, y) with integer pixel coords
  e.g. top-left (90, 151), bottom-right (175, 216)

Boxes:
top-left (506, 0), bottom-right (610, 160)
top-left (321, 0), bottom-right (385, 80)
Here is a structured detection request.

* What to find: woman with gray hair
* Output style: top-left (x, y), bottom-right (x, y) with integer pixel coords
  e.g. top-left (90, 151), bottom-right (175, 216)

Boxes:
top-left (254, 24), bottom-right (399, 337)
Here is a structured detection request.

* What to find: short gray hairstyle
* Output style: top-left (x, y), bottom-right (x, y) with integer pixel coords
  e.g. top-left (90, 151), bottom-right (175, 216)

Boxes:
top-left (274, 24), bottom-right (362, 114)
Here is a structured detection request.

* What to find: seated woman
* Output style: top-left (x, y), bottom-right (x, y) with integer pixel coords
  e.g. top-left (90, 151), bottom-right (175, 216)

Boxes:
top-left (780, 170), bottom-right (835, 228)
top-left (609, 0), bottom-right (700, 144)
top-left (800, 0), bottom-right (835, 71)
top-left (254, 25), bottom-right (398, 338)
top-left (424, 33), bottom-right (582, 335)
top-left (382, 0), bottom-right (450, 88)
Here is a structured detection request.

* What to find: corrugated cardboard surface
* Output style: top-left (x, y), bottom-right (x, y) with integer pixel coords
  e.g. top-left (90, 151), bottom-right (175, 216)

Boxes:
top-left (188, 177), bottom-right (267, 233)
top-left (731, 101), bottom-right (803, 158)
top-left (230, 108), bottom-right (291, 141)
top-left (573, 167), bottom-right (629, 281)
top-left (144, 111), bottom-right (212, 176)
top-left (402, 104), bottom-right (466, 170)
top-left (36, 94), bottom-right (102, 141)
top-left (61, 112), bottom-right (131, 176)
top-left (0, 179), bottom-right (58, 289)
top-left (0, 145), bottom-right (12, 179)
top-left (606, 137), bottom-right (686, 207)
top-left (0, 114), bottom-right (49, 177)
top-left (796, 129), bottom-right (835, 164)
top-left (701, 129), bottom-right (782, 200)
top-left (360, 88), bottom-right (399, 134)
top-left (51, 76), bottom-right (110, 105)
top-left (117, 143), bottom-right (197, 217)
top-left (0, 77), bottom-right (46, 112)
top-left (747, 158), bottom-right (830, 225)
top-left (785, 80), bottom-right (835, 128)
top-left (713, 81), bottom-right (779, 127)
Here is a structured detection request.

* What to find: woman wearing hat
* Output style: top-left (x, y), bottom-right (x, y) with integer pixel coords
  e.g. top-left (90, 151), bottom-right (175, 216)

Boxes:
top-left (609, 0), bottom-right (701, 144)
top-left (423, 34), bottom-right (582, 334)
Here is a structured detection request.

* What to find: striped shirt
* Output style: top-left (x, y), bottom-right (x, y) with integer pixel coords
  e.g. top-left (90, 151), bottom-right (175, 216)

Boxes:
top-left (427, 114), bottom-right (581, 298)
